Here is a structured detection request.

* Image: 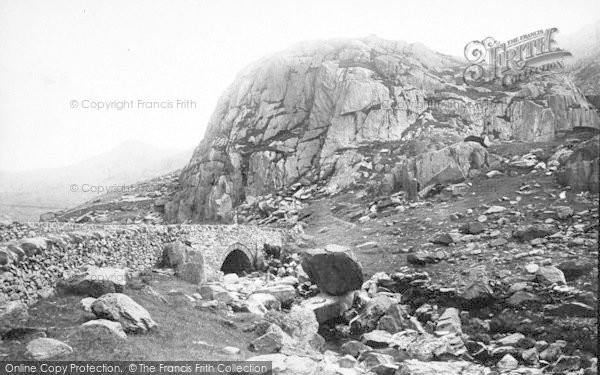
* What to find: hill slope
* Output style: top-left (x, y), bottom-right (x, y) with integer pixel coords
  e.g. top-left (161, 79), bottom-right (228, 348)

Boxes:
top-left (165, 36), bottom-right (599, 223)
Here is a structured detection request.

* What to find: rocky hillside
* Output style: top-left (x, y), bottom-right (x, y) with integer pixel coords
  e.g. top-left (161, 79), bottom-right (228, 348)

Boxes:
top-left (166, 36), bottom-right (599, 224)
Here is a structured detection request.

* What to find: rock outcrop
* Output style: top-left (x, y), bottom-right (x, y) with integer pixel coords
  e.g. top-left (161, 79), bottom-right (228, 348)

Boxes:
top-left (558, 135), bottom-right (599, 192)
top-left (166, 36), bottom-right (599, 223)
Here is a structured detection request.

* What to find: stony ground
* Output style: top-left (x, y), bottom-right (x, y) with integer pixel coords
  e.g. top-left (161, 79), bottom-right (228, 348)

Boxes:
top-left (1, 134), bottom-right (597, 374)
top-left (1, 273), bottom-right (262, 361)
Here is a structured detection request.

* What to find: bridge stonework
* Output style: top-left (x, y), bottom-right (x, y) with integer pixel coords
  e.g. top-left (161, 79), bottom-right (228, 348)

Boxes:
top-left (0, 222), bottom-right (290, 305)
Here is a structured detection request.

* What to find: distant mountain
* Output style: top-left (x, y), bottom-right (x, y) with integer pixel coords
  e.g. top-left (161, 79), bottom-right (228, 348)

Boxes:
top-left (0, 141), bottom-right (193, 221)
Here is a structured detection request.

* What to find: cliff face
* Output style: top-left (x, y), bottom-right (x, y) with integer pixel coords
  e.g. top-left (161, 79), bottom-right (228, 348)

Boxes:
top-left (166, 37), bottom-right (599, 223)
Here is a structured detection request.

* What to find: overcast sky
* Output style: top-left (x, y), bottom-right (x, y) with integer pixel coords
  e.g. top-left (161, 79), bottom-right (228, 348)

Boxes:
top-left (0, 0), bottom-right (598, 171)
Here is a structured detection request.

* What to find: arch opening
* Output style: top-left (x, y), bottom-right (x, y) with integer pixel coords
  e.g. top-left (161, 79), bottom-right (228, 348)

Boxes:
top-left (220, 249), bottom-right (252, 276)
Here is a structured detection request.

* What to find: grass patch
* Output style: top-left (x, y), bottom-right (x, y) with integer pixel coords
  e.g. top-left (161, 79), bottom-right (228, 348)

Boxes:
top-left (1, 277), bottom-right (261, 361)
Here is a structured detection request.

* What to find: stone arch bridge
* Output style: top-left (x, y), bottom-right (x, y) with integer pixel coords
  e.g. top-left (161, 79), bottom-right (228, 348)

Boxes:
top-left (178, 225), bottom-right (288, 280)
top-left (2, 222), bottom-right (291, 304)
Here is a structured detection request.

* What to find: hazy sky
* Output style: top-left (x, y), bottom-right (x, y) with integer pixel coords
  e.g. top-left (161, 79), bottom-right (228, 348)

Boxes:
top-left (1, 0), bottom-right (598, 171)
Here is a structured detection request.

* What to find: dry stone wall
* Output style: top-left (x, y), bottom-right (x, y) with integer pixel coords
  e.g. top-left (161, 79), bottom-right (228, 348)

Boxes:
top-left (0, 222), bottom-right (289, 305)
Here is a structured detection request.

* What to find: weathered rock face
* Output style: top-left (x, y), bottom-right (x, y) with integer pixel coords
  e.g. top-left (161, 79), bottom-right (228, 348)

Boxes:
top-left (166, 36), bottom-right (599, 223)
top-left (558, 135), bottom-right (599, 192)
top-left (401, 141), bottom-right (489, 191)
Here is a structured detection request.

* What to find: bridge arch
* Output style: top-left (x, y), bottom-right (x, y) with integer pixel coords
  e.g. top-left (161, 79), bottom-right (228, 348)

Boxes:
top-left (220, 243), bottom-right (255, 276)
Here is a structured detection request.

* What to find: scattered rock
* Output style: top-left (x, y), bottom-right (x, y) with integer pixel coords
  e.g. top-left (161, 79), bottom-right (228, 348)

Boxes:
top-left (557, 260), bottom-right (594, 281)
top-left (552, 355), bottom-right (582, 372)
top-left (246, 293), bottom-right (281, 315)
top-left (459, 222), bottom-right (484, 235)
top-left (221, 346), bottom-right (240, 355)
top-left (431, 233), bottom-right (454, 246)
top-left (80, 319), bottom-right (127, 339)
top-left (554, 206), bottom-right (574, 219)
top-left (91, 293), bottom-right (157, 333)
top-left (26, 338), bottom-right (72, 360)
top-left (0, 301), bottom-right (29, 334)
top-left (496, 333), bottom-right (525, 346)
top-left (80, 297), bottom-right (96, 312)
top-left (350, 295), bottom-right (393, 334)
top-left (496, 353), bottom-right (519, 371)
top-left (255, 285), bottom-right (296, 305)
top-left (57, 266), bottom-right (127, 297)
top-left (198, 284), bottom-right (233, 304)
top-left (362, 330), bottom-right (394, 348)
top-left (436, 307), bottom-right (462, 335)
top-left (250, 324), bottom-right (289, 353)
top-left (545, 302), bottom-right (596, 318)
top-left (377, 304), bottom-right (409, 334)
top-left (513, 224), bottom-right (557, 242)
top-left (18, 237), bottom-right (47, 256)
top-left (536, 266), bottom-right (567, 285)
top-left (521, 348), bottom-right (539, 365)
top-left (301, 292), bottom-right (353, 324)
top-left (340, 340), bottom-right (370, 358)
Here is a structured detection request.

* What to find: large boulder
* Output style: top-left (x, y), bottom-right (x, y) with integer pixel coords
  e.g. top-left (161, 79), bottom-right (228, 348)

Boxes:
top-left (263, 306), bottom-right (321, 348)
top-left (56, 266), bottom-right (128, 298)
top-left (250, 324), bottom-right (291, 353)
top-left (301, 292), bottom-right (354, 323)
top-left (176, 250), bottom-right (205, 284)
top-left (350, 294), bottom-right (394, 335)
top-left (558, 135), bottom-right (599, 192)
top-left (91, 293), bottom-right (157, 333)
top-left (18, 237), bottom-right (48, 256)
top-left (0, 300), bottom-right (29, 335)
top-left (246, 293), bottom-right (282, 315)
top-left (402, 141), bottom-right (489, 192)
top-left (163, 241), bottom-right (188, 267)
top-left (300, 245), bottom-right (363, 295)
top-left (0, 246), bottom-right (18, 269)
top-left (255, 284), bottom-right (296, 305)
top-left (163, 242), bottom-right (205, 284)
